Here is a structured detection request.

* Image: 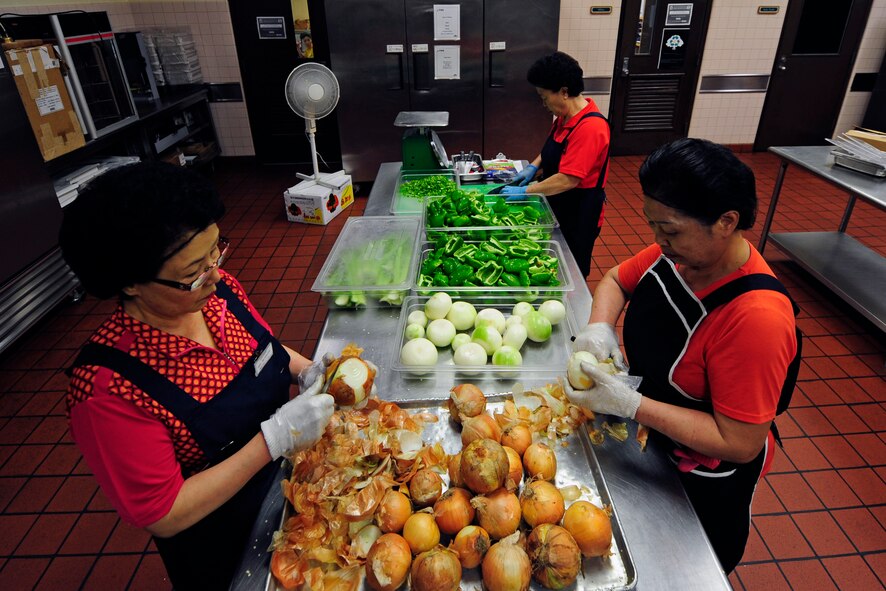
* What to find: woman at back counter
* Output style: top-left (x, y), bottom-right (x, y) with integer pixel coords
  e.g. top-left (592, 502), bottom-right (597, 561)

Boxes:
top-left (60, 162), bottom-right (335, 590)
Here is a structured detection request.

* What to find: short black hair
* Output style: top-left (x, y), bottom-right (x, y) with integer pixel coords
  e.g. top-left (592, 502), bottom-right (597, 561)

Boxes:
top-left (527, 51), bottom-right (584, 96)
top-left (59, 162), bottom-right (225, 299)
top-left (638, 138), bottom-right (757, 229)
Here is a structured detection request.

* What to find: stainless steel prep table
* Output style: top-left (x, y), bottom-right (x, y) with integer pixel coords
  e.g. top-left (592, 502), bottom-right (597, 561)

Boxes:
top-left (231, 162), bottom-right (731, 590)
top-left (758, 146), bottom-right (886, 332)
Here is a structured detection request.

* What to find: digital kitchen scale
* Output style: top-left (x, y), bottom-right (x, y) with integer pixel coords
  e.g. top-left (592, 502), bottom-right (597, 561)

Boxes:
top-left (395, 111), bottom-right (451, 171)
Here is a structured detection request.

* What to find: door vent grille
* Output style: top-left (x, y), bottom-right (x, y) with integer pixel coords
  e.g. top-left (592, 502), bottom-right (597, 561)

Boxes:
top-left (624, 76), bottom-right (681, 131)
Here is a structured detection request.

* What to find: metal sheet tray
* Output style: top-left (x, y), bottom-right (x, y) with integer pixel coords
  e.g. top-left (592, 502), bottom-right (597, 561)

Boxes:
top-left (266, 394), bottom-right (637, 591)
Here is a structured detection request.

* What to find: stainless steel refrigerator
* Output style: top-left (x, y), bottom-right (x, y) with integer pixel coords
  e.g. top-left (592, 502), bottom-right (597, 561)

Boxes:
top-left (325, 0), bottom-right (559, 182)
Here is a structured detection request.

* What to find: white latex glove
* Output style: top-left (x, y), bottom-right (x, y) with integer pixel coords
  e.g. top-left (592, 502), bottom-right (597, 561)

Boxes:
top-left (261, 393), bottom-right (335, 460)
top-left (564, 361), bottom-right (641, 419)
top-left (572, 323), bottom-right (626, 370)
top-left (297, 352), bottom-right (336, 397)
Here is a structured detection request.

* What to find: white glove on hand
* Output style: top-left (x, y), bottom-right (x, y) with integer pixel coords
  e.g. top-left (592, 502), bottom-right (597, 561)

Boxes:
top-left (297, 352), bottom-right (336, 397)
top-left (564, 361), bottom-right (642, 419)
top-left (572, 323), bottom-right (626, 370)
top-left (261, 393), bottom-right (335, 460)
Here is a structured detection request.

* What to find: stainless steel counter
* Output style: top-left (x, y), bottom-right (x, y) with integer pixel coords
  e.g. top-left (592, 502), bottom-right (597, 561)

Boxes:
top-left (759, 146), bottom-right (886, 331)
top-left (232, 163), bottom-right (731, 590)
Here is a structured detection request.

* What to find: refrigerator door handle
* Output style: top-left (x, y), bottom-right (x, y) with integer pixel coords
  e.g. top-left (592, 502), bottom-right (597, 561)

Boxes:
top-left (412, 46), bottom-right (431, 91)
top-left (488, 41), bottom-right (506, 87)
top-left (386, 45), bottom-right (405, 90)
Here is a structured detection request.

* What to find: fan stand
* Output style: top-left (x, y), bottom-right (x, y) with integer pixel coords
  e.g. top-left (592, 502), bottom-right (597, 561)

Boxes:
top-left (296, 118), bottom-right (345, 190)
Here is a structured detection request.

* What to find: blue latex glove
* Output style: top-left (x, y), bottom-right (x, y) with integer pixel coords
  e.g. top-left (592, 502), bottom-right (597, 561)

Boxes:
top-left (513, 164), bottom-right (538, 186)
top-left (501, 185), bottom-right (527, 201)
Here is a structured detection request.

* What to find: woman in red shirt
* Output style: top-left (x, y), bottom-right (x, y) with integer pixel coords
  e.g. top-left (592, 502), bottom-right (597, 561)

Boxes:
top-left (500, 51), bottom-right (610, 279)
top-left (60, 162), bottom-right (335, 590)
top-left (568, 138), bottom-right (798, 573)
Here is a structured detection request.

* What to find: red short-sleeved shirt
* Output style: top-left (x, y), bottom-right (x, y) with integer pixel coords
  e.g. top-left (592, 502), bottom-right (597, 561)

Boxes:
top-left (66, 271), bottom-right (275, 527)
top-left (550, 98), bottom-right (609, 189)
top-left (617, 243), bottom-right (797, 424)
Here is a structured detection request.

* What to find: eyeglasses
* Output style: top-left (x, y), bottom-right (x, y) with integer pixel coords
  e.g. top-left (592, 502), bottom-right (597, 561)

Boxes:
top-left (151, 238), bottom-right (231, 292)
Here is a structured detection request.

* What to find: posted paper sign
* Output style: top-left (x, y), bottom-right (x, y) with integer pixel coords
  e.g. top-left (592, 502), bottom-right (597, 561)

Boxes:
top-left (434, 4), bottom-right (460, 40)
top-left (434, 45), bottom-right (460, 80)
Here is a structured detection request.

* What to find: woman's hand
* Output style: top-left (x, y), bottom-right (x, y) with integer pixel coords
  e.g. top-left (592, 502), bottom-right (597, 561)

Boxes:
top-left (297, 352), bottom-right (335, 396)
top-left (513, 163), bottom-right (538, 186)
top-left (564, 361), bottom-right (642, 418)
top-left (261, 393), bottom-right (335, 461)
top-left (572, 323), bottom-right (626, 370)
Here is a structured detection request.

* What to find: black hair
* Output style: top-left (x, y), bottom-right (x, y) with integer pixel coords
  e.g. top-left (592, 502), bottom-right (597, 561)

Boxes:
top-left (527, 51), bottom-right (584, 96)
top-left (638, 138), bottom-right (757, 229)
top-left (59, 161), bottom-right (225, 299)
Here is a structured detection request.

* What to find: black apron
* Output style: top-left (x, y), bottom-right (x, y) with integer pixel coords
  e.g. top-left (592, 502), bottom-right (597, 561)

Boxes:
top-left (70, 281), bottom-right (291, 590)
top-left (622, 256), bottom-right (775, 573)
top-left (540, 110), bottom-right (609, 279)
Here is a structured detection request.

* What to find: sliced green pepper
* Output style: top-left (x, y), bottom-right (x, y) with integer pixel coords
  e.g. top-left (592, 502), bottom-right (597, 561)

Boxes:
top-left (499, 272), bottom-right (521, 287)
top-left (421, 258), bottom-right (442, 276)
top-left (475, 261), bottom-right (503, 286)
top-left (503, 257), bottom-right (531, 273)
top-left (530, 271), bottom-right (553, 285)
top-left (432, 271), bottom-right (450, 287)
top-left (491, 197), bottom-right (509, 214)
top-left (450, 264), bottom-right (474, 286)
top-left (453, 244), bottom-right (479, 262)
top-left (522, 206), bottom-right (541, 221)
top-left (450, 215), bottom-right (471, 227)
top-left (441, 258), bottom-right (459, 275)
top-left (441, 235), bottom-right (463, 255)
top-left (518, 270), bottom-right (531, 287)
top-left (507, 245), bottom-right (532, 258)
top-left (428, 212), bottom-right (446, 228)
top-left (473, 251), bottom-right (498, 262)
top-left (417, 273), bottom-right (433, 287)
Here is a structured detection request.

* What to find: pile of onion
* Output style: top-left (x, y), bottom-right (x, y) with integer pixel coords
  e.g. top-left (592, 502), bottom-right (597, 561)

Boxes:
top-left (523, 442), bottom-right (557, 481)
top-left (365, 533), bottom-right (412, 591)
top-left (526, 524), bottom-right (582, 590)
top-left (433, 487), bottom-right (475, 535)
top-left (460, 438), bottom-right (509, 494)
top-left (447, 384), bottom-right (486, 423)
top-left (471, 488), bottom-right (521, 539)
top-left (520, 480), bottom-right (565, 527)
top-left (562, 500), bottom-right (612, 557)
top-left (410, 546), bottom-right (462, 591)
top-left (451, 525), bottom-right (490, 568)
top-left (482, 532), bottom-right (532, 591)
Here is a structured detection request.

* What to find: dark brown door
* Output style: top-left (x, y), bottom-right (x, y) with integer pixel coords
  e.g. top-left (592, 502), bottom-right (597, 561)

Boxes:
top-left (609, 0), bottom-right (711, 155)
top-left (754, 0), bottom-right (872, 150)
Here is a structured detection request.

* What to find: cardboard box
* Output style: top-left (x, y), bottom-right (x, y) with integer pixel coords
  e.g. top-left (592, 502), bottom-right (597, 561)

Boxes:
top-left (846, 128), bottom-right (886, 152)
top-left (4, 44), bottom-right (86, 161)
top-left (284, 173), bottom-right (354, 225)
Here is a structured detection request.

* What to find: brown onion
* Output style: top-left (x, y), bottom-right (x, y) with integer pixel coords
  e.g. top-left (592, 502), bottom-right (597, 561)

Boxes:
top-left (526, 524), bottom-right (582, 590)
top-left (376, 489), bottom-right (413, 533)
top-left (482, 533), bottom-right (532, 591)
top-left (447, 452), bottom-right (464, 488)
top-left (451, 525), bottom-right (490, 568)
top-left (501, 424), bottom-right (532, 456)
top-left (403, 512), bottom-right (440, 554)
top-left (523, 442), bottom-right (557, 481)
top-left (562, 500), bottom-right (612, 557)
top-left (410, 469), bottom-right (444, 507)
top-left (520, 480), bottom-right (565, 528)
top-left (365, 533), bottom-right (412, 591)
top-left (504, 446), bottom-right (523, 491)
top-left (461, 413), bottom-right (503, 445)
top-left (410, 546), bottom-right (462, 591)
top-left (447, 384), bottom-right (487, 423)
top-left (460, 438), bottom-right (509, 494)
top-left (471, 488), bottom-right (521, 539)
top-left (433, 487), bottom-right (475, 535)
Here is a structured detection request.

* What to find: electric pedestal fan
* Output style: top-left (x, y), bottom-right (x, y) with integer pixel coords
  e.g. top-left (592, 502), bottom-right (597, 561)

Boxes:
top-left (284, 62), bottom-right (343, 188)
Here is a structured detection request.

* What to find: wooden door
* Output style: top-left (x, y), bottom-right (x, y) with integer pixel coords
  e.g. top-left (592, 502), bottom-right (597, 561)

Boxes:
top-left (609, 0), bottom-right (712, 155)
top-left (754, 0), bottom-right (872, 150)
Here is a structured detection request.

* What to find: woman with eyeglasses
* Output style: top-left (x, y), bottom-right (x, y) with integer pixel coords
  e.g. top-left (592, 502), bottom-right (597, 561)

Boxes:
top-left (59, 162), bottom-right (335, 590)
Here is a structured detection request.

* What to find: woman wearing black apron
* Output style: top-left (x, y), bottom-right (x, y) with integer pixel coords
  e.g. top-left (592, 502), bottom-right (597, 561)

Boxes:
top-left (500, 51), bottom-right (610, 280)
top-left (567, 139), bottom-right (798, 573)
top-left (60, 163), bottom-right (335, 589)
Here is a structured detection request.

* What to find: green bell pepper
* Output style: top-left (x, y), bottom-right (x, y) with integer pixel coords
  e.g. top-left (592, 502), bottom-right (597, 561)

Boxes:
top-left (503, 257), bottom-right (531, 273)
top-left (453, 244), bottom-right (479, 262)
top-left (475, 261), bottom-right (503, 286)
top-left (433, 271), bottom-right (450, 287)
top-left (441, 235), bottom-right (463, 255)
top-left (530, 271), bottom-right (554, 285)
top-left (518, 270), bottom-right (531, 287)
top-left (450, 263), bottom-right (474, 286)
top-left (499, 272), bottom-right (521, 287)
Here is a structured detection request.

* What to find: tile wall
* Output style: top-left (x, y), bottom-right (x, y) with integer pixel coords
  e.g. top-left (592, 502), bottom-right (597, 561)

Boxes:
top-left (558, 0), bottom-right (621, 114)
top-left (834, 1), bottom-right (886, 135)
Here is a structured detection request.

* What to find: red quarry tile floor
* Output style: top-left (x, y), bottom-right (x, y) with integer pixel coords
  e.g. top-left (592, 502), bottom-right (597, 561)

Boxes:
top-left (0, 152), bottom-right (884, 590)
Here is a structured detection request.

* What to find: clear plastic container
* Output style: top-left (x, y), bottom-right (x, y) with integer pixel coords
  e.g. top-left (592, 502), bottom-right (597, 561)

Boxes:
top-left (414, 240), bottom-right (574, 301)
top-left (311, 216), bottom-right (421, 308)
top-left (423, 193), bottom-right (559, 242)
top-left (390, 170), bottom-right (458, 216)
top-left (390, 295), bottom-right (576, 375)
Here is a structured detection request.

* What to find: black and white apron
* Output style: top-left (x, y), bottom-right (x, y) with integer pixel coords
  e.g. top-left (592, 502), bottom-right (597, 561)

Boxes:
top-left (70, 281), bottom-right (292, 590)
top-left (622, 256), bottom-right (773, 573)
top-left (540, 111), bottom-right (609, 279)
